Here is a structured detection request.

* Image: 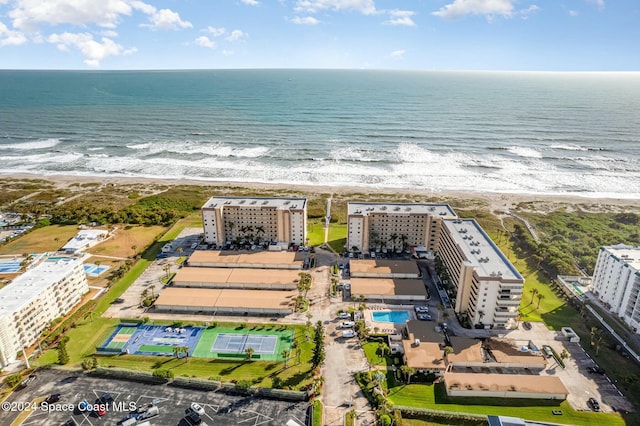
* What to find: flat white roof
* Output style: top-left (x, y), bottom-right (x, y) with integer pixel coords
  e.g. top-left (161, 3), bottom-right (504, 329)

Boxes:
top-left (203, 196), bottom-right (307, 210)
top-left (601, 244), bottom-right (640, 270)
top-left (62, 229), bottom-right (107, 251)
top-left (348, 202), bottom-right (456, 217)
top-left (443, 219), bottom-right (522, 281)
top-left (0, 257), bottom-right (82, 315)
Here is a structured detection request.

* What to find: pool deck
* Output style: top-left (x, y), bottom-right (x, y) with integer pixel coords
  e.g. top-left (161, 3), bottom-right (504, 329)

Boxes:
top-left (364, 306), bottom-right (414, 335)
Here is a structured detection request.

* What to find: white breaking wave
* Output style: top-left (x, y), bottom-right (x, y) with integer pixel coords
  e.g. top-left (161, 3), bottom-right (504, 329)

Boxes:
top-left (550, 143), bottom-right (589, 151)
top-left (127, 143), bottom-right (152, 150)
top-left (3, 138), bottom-right (62, 150)
top-left (506, 146), bottom-right (543, 159)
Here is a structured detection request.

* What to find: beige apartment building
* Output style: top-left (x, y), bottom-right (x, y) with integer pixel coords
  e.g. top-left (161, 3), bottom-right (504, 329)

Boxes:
top-left (202, 197), bottom-right (307, 247)
top-left (346, 202), bottom-right (457, 253)
top-left (0, 257), bottom-right (89, 366)
top-left (438, 218), bottom-right (524, 329)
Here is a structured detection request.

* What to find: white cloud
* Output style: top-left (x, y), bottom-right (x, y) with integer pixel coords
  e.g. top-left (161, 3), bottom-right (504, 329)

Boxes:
top-left (241, 0), bottom-right (260, 5)
top-left (291, 16), bottom-right (320, 25)
top-left (195, 36), bottom-right (216, 48)
top-left (569, 10), bottom-right (578, 16)
top-left (226, 30), bottom-right (247, 42)
top-left (9, 0), bottom-right (134, 32)
top-left (294, 0), bottom-right (377, 15)
top-left (143, 8), bottom-right (192, 30)
top-left (101, 30), bottom-right (119, 37)
top-left (203, 26), bottom-right (226, 37)
top-left (587, 0), bottom-right (605, 9)
top-left (0, 21), bottom-right (28, 46)
top-left (432, 0), bottom-right (515, 20)
top-left (384, 10), bottom-right (416, 26)
top-left (390, 49), bottom-right (406, 59)
top-left (47, 31), bottom-right (136, 66)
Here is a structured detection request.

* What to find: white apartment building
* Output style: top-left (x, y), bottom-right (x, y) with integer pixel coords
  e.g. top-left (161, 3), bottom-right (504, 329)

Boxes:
top-left (202, 197), bottom-right (307, 247)
top-left (347, 203), bottom-right (457, 253)
top-left (438, 219), bottom-right (524, 329)
top-left (0, 257), bottom-right (89, 366)
top-left (592, 245), bottom-right (640, 333)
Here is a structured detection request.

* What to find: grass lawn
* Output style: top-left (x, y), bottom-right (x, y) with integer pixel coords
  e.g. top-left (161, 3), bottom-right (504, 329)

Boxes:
top-left (327, 224), bottom-right (347, 252)
top-left (88, 225), bottom-right (166, 258)
top-left (0, 225), bottom-right (79, 255)
top-left (307, 221), bottom-right (325, 247)
top-left (388, 382), bottom-right (625, 426)
top-left (311, 399), bottom-right (323, 426)
top-left (362, 341), bottom-right (393, 367)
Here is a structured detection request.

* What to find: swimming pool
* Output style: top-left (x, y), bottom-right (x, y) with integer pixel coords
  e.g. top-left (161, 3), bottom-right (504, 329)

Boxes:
top-left (372, 311), bottom-right (411, 323)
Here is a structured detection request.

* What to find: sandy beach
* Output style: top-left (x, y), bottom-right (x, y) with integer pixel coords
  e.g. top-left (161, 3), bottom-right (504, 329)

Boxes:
top-left (3, 172), bottom-right (640, 213)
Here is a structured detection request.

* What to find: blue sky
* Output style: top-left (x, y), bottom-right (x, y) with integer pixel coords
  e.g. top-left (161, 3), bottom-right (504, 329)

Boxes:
top-left (0, 0), bottom-right (638, 70)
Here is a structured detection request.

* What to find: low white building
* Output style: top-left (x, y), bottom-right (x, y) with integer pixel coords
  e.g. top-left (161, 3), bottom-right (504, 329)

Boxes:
top-left (592, 244), bottom-right (640, 333)
top-left (0, 257), bottom-right (89, 366)
top-left (62, 229), bottom-right (108, 253)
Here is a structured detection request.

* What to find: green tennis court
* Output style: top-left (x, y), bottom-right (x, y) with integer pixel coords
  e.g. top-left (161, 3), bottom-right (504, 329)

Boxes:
top-left (105, 341), bottom-right (126, 350)
top-left (138, 344), bottom-right (175, 354)
top-left (192, 326), bottom-right (294, 361)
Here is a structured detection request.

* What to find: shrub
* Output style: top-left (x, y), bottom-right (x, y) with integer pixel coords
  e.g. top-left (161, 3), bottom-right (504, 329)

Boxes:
top-left (152, 369), bottom-right (174, 379)
top-left (4, 373), bottom-right (23, 388)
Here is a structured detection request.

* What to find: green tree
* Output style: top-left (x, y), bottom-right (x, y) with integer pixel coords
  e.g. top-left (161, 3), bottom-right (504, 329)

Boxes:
top-left (528, 288), bottom-right (539, 306)
top-left (245, 347), bottom-right (255, 360)
top-left (4, 373), bottom-right (23, 388)
top-left (311, 320), bottom-right (325, 367)
top-left (536, 293), bottom-right (545, 309)
top-left (57, 338), bottom-right (70, 365)
top-left (399, 365), bottom-right (415, 384)
top-left (282, 349), bottom-right (291, 368)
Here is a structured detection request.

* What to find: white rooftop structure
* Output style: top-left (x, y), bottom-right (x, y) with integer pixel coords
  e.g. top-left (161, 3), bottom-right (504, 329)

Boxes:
top-left (348, 202), bottom-right (456, 217)
top-left (443, 218), bottom-right (522, 281)
top-left (62, 229), bottom-right (108, 253)
top-left (202, 197), bottom-right (307, 210)
top-left (602, 244), bottom-right (640, 269)
top-left (0, 257), bottom-right (83, 314)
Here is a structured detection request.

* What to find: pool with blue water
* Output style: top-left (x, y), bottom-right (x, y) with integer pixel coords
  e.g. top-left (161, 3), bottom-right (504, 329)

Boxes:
top-left (372, 311), bottom-right (411, 323)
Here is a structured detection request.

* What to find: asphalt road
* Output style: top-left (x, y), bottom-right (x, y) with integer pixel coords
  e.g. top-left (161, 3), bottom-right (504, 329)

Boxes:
top-left (0, 369), bottom-right (308, 426)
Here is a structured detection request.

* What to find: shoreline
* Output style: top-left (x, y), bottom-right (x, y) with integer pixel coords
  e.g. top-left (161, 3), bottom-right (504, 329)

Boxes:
top-left (3, 172), bottom-right (640, 211)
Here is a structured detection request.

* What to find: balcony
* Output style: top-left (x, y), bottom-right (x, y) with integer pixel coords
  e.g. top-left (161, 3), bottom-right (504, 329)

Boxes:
top-left (494, 307), bottom-right (517, 317)
top-left (497, 297), bottom-right (520, 307)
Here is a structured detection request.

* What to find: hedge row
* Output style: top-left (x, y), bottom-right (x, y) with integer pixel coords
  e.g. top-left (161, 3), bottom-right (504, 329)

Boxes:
top-left (396, 406), bottom-right (488, 426)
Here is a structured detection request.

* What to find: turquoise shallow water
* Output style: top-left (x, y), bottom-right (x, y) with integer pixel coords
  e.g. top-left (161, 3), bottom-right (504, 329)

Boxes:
top-left (1, 69), bottom-right (639, 197)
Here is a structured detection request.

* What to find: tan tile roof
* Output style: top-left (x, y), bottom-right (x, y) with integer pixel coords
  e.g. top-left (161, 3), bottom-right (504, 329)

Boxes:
top-left (155, 287), bottom-right (296, 310)
top-left (349, 260), bottom-right (419, 275)
top-left (188, 250), bottom-right (304, 266)
top-left (444, 372), bottom-right (568, 395)
top-left (173, 267), bottom-right (301, 286)
top-left (350, 278), bottom-right (427, 296)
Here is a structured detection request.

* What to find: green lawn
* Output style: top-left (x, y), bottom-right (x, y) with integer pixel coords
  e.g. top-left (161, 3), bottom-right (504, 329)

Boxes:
top-left (362, 340), bottom-right (393, 367)
top-left (388, 383), bottom-right (625, 426)
top-left (307, 221), bottom-right (325, 247)
top-left (307, 220), bottom-right (347, 252)
top-left (311, 399), bottom-right (323, 426)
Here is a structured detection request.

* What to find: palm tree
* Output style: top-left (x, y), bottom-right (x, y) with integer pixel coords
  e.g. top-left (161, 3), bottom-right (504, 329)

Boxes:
top-left (255, 225), bottom-right (265, 242)
top-left (536, 293), bottom-right (545, 309)
top-left (176, 247), bottom-right (183, 257)
top-left (560, 348), bottom-right (569, 360)
top-left (227, 221), bottom-right (235, 241)
top-left (245, 347), bottom-right (255, 360)
top-left (389, 233), bottom-right (398, 252)
top-left (529, 288), bottom-right (539, 306)
top-left (131, 244), bottom-right (137, 255)
top-left (444, 346), bottom-right (454, 357)
top-left (400, 365), bottom-right (415, 384)
top-left (149, 285), bottom-right (156, 298)
top-left (282, 349), bottom-right (291, 368)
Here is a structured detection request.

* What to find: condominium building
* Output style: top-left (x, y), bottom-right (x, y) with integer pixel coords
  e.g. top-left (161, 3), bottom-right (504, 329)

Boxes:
top-left (202, 197), bottom-right (307, 246)
top-left (0, 257), bottom-right (89, 366)
top-left (438, 219), bottom-right (524, 329)
top-left (346, 202), bottom-right (457, 253)
top-left (592, 244), bottom-right (640, 333)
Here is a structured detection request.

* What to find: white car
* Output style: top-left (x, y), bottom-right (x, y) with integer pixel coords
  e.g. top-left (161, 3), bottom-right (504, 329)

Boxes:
top-left (414, 305), bottom-right (429, 313)
top-left (342, 329), bottom-right (356, 338)
top-left (339, 321), bottom-right (355, 329)
top-left (338, 312), bottom-right (351, 319)
top-left (190, 402), bottom-right (205, 416)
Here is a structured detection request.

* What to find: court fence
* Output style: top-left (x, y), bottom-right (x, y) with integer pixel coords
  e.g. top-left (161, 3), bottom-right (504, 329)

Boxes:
top-left (170, 376), bottom-right (309, 401)
top-left (90, 366), bottom-right (168, 384)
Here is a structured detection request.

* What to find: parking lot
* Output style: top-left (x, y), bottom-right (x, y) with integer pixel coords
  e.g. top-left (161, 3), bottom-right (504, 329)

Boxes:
top-left (0, 369), bottom-right (308, 426)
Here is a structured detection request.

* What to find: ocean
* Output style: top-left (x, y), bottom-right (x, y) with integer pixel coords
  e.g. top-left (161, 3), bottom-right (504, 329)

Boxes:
top-left (1, 69), bottom-right (639, 198)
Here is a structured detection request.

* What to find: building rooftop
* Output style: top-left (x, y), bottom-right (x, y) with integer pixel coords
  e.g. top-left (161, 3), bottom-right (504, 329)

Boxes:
top-left (446, 337), bottom-right (547, 367)
top-left (188, 250), bottom-right (304, 267)
top-left (202, 196), bottom-right (307, 210)
top-left (405, 320), bottom-right (447, 343)
top-left (349, 260), bottom-right (420, 276)
top-left (403, 338), bottom-right (446, 371)
top-left (348, 202), bottom-right (456, 217)
top-left (443, 219), bottom-right (523, 281)
top-left (155, 287), bottom-right (297, 310)
top-left (173, 267), bottom-right (302, 286)
top-left (444, 372), bottom-right (568, 395)
top-left (350, 278), bottom-right (427, 297)
top-left (601, 244), bottom-right (640, 270)
top-left (61, 229), bottom-right (108, 251)
top-left (0, 257), bottom-right (82, 315)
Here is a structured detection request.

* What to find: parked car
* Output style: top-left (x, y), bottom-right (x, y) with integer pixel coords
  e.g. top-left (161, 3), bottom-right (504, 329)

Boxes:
top-left (339, 321), bottom-right (355, 329)
top-left (587, 366), bottom-right (605, 375)
top-left (338, 312), bottom-right (351, 319)
top-left (185, 410), bottom-right (202, 425)
top-left (414, 305), bottom-right (429, 313)
top-left (17, 375), bottom-right (36, 389)
top-left (96, 392), bottom-right (114, 407)
top-left (342, 330), bottom-right (356, 338)
top-left (112, 298), bottom-right (125, 304)
top-left (44, 393), bottom-right (61, 404)
top-left (523, 321), bottom-right (532, 330)
top-left (344, 284), bottom-right (351, 291)
top-left (189, 403), bottom-right (205, 416)
top-left (417, 313), bottom-right (433, 321)
top-left (587, 397), bottom-right (600, 412)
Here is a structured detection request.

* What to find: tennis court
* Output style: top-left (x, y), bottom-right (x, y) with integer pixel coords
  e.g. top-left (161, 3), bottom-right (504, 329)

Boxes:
top-left (212, 334), bottom-right (278, 354)
top-left (100, 325), bottom-right (137, 352)
top-left (192, 326), bottom-right (294, 361)
top-left (84, 263), bottom-right (110, 277)
top-left (0, 261), bottom-right (21, 273)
